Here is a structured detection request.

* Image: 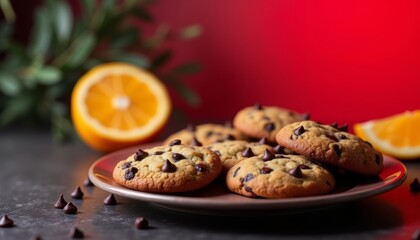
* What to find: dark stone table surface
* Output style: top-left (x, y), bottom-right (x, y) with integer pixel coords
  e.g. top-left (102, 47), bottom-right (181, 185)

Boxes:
top-left (1, 129), bottom-right (419, 240)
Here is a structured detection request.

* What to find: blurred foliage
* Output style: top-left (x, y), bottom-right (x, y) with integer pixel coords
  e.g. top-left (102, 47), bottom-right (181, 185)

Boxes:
top-left (0, 0), bottom-right (201, 141)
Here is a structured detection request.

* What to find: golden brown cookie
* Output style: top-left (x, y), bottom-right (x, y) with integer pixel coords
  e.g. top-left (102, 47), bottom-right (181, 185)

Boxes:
top-left (226, 154), bottom-right (335, 198)
top-left (275, 120), bottom-right (384, 176)
top-left (207, 140), bottom-right (274, 173)
top-left (233, 104), bottom-right (308, 142)
top-left (163, 123), bottom-right (248, 146)
top-left (112, 140), bottom-right (222, 193)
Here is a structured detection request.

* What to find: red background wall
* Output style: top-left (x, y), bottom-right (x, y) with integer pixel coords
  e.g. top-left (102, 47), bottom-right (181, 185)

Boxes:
top-left (150, 0), bottom-right (420, 127)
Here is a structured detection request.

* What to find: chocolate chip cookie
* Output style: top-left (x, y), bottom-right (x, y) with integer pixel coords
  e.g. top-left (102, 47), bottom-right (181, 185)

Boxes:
top-left (275, 120), bottom-right (383, 176)
top-left (233, 104), bottom-right (309, 142)
top-left (113, 140), bottom-right (222, 193)
top-left (226, 154), bottom-right (335, 198)
top-left (207, 140), bottom-right (274, 173)
top-left (163, 123), bottom-right (248, 146)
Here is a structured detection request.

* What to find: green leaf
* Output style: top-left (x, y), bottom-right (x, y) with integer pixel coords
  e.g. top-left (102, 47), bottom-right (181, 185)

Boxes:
top-left (131, 7), bottom-right (154, 22)
top-left (151, 50), bottom-right (172, 69)
top-left (110, 28), bottom-right (139, 49)
top-left (169, 81), bottom-right (200, 107)
top-left (81, 0), bottom-right (95, 20)
top-left (56, 32), bottom-right (96, 68)
top-left (35, 66), bottom-right (62, 85)
top-left (0, 94), bottom-right (32, 126)
top-left (50, 0), bottom-right (73, 43)
top-left (173, 62), bottom-right (200, 75)
top-left (107, 53), bottom-right (150, 68)
top-left (0, 22), bottom-right (12, 51)
top-left (179, 24), bottom-right (202, 40)
top-left (28, 7), bottom-right (51, 59)
top-left (0, 72), bottom-right (20, 96)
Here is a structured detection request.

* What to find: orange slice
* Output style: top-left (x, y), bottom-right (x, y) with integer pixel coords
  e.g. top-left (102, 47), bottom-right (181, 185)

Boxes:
top-left (71, 62), bottom-right (171, 152)
top-left (354, 110), bottom-right (420, 159)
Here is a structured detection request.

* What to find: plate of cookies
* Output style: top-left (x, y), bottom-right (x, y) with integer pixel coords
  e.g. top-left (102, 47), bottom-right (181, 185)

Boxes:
top-left (89, 105), bottom-right (407, 215)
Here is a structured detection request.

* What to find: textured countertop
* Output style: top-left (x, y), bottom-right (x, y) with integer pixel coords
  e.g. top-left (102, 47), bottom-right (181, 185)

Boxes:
top-left (0, 130), bottom-right (419, 240)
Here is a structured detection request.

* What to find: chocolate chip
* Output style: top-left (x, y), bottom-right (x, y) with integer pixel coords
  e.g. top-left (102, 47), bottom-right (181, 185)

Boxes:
top-left (273, 145), bottom-right (284, 154)
top-left (172, 153), bottom-right (185, 161)
top-left (233, 167), bottom-right (241, 177)
top-left (264, 122), bottom-right (275, 132)
top-left (195, 163), bottom-right (208, 172)
top-left (83, 177), bottom-right (93, 187)
top-left (244, 186), bottom-right (253, 193)
top-left (298, 164), bottom-right (311, 169)
top-left (134, 149), bottom-right (149, 161)
top-left (302, 112), bottom-right (310, 120)
top-left (338, 124), bottom-right (348, 132)
top-left (243, 173), bottom-right (255, 182)
top-left (154, 151), bottom-right (164, 155)
top-left (54, 194), bottom-right (67, 209)
top-left (258, 137), bottom-right (270, 145)
top-left (186, 123), bottom-right (196, 132)
top-left (326, 134), bottom-right (338, 142)
top-left (0, 215), bottom-right (14, 228)
top-left (135, 217), bottom-right (149, 229)
top-left (262, 149), bottom-right (275, 161)
top-left (338, 134), bottom-right (348, 140)
top-left (260, 167), bottom-right (273, 174)
top-left (288, 167), bottom-right (303, 178)
top-left (375, 154), bottom-right (381, 165)
top-left (192, 137), bottom-right (202, 146)
top-left (294, 126), bottom-right (305, 136)
top-left (412, 228), bottom-right (420, 240)
top-left (63, 202), bottom-right (78, 214)
top-left (226, 134), bottom-right (235, 141)
top-left (162, 160), bottom-right (177, 173)
top-left (205, 131), bottom-right (214, 138)
top-left (214, 150), bottom-right (222, 156)
top-left (71, 186), bottom-right (84, 199)
top-left (410, 178), bottom-right (420, 192)
top-left (121, 162), bottom-right (132, 169)
top-left (124, 167), bottom-right (138, 180)
top-left (242, 147), bottom-right (255, 157)
top-left (365, 141), bottom-right (373, 147)
top-left (31, 235), bottom-right (42, 240)
top-left (330, 122), bottom-right (338, 129)
top-left (169, 139), bottom-right (181, 146)
top-left (255, 103), bottom-right (263, 110)
top-left (225, 121), bottom-right (233, 128)
top-left (103, 194), bottom-right (117, 205)
top-left (332, 144), bottom-right (341, 155)
top-left (68, 226), bottom-right (84, 238)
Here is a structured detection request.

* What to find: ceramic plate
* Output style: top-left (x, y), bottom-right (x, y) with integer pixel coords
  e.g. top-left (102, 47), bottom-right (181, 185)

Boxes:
top-left (88, 142), bottom-right (407, 215)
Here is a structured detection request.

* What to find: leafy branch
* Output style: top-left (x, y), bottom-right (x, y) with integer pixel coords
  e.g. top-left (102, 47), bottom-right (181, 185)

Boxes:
top-left (0, 0), bottom-right (201, 141)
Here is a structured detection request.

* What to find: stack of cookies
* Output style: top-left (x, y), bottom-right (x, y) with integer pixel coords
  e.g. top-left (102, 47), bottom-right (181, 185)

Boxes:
top-left (113, 104), bottom-right (384, 199)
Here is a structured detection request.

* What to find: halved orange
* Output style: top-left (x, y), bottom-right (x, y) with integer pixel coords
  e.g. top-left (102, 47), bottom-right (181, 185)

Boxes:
top-left (71, 62), bottom-right (171, 152)
top-left (354, 110), bottom-right (420, 159)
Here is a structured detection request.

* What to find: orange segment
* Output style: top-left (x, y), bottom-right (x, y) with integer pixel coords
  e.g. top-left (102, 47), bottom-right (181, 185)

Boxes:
top-left (71, 62), bottom-right (171, 152)
top-left (354, 110), bottom-right (420, 159)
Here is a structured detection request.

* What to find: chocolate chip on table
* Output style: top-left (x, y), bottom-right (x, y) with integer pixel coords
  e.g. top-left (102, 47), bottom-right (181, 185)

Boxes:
top-left (260, 167), bottom-right (273, 174)
top-left (135, 217), bottom-right (149, 229)
top-left (262, 149), bottom-right (275, 161)
top-left (54, 194), bottom-right (68, 209)
top-left (288, 167), bottom-right (303, 178)
top-left (192, 137), bottom-right (203, 146)
top-left (83, 177), bottom-right (94, 187)
top-left (0, 215), bottom-right (14, 228)
top-left (195, 163), bottom-right (208, 172)
top-left (162, 160), bottom-right (177, 173)
top-left (172, 153), bottom-right (185, 161)
top-left (121, 162), bottom-right (132, 169)
top-left (294, 126), bottom-right (305, 136)
top-left (258, 137), bottom-right (270, 145)
top-left (264, 122), bottom-right (275, 132)
top-left (71, 186), bottom-right (84, 199)
top-left (68, 226), bottom-right (84, 238)
top-left (242, 147), bottom-right (255, 157)
top-left (104, 194), bottom-right (117, 205)
top-left (134, 149), bottom-right (149, 161)
top-left (63, 202), bottom-right (78, 214)
top-left (410, 178), bottom-right (420, 192)
top-left (169, 139), bottom-right (182, 146)
top-left (124, 167), bottom-right (138, 180)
